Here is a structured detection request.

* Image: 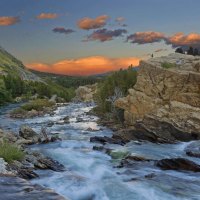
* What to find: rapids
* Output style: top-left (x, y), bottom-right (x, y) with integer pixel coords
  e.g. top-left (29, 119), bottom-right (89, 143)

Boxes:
top-left (0, 103), bottom-right (200, 200)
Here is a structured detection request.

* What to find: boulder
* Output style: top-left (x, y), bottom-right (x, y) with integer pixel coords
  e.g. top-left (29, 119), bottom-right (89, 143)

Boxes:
top-left (156, 158), bottom-right (200, 172)
top-left (90, 136), bottom-right (126, 145)
top-left (74, 83), bottom-right (97, 102)
top-left (19, 125), bottom-right (38, 140)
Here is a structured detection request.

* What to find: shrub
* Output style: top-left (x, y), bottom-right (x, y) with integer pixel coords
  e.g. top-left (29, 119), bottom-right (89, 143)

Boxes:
top-left (21, 99), bottom-right (55, 111)
top-left (0, 141), bottom-right (25, 163)
top-left (10, 108), bottom-right (27, 115)
top-left (161, 62), bottom-right (176, 69)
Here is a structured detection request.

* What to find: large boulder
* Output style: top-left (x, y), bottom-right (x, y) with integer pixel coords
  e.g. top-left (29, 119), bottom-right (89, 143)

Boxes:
top-left (19, 125), bottom-right (39, 142)
top-left (156, 158), bottom-right (200, 172)
top-left (115, 53), bottom-right (200, 142)
top-left (74, 83), bottom-right (97, 102)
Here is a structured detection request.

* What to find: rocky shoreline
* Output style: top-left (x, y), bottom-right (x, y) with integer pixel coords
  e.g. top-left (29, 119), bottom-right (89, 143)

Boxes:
top-left (0, 125), bottom-right (66, 200)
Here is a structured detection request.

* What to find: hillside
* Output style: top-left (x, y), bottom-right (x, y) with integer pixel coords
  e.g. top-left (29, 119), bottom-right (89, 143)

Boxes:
top-left (0, 47), bottom-right (75, 105)
top-left (0, 47), bottom-right (41, 82)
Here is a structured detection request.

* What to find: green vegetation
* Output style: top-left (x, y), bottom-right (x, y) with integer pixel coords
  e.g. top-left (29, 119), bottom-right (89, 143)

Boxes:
top-left (21, 99), bottom-right (55, 111)
top-left (0, 47), bottom-right (77, 106)
top-left (0, 140), bottom-right (25, 163)
top-left (94, 67), bottom-right (137, 115)
top-left (11, 99), bottom-right (55, 116)
top-left (31, 70), bottom-right (101, 88)
top-left (0, 74), bottom-right (76, 106)
top-left (161, 62), bottom-right (177, 69)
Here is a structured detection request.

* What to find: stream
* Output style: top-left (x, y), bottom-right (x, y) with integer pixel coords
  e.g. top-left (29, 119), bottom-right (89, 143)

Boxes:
top-left (0, 103), bottom-right (200, 200)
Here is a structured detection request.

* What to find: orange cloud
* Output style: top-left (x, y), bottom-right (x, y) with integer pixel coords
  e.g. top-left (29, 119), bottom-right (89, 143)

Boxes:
top-left (127, 31), bottom-right (166, 44)
top-left (167, 32), bottom-right (200, 47)
top-left (26, 56), bottom-right (140, 76)
top-left (36, 13), bottom-right (58, 19)
top-left (0, 16), bottom-right (20, 26)
top-left (77, 15), bottom-right (109, 30)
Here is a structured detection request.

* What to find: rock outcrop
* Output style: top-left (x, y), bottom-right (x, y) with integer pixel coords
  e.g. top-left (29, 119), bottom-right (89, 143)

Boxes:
top-left (74, 84), bottom-right (97, 102)
top-left (115, 53), bottom-right (200, 142)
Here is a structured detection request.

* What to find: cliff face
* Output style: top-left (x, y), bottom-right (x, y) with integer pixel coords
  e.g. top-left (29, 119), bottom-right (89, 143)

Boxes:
top-left (115, 53), bottom-right (200, 141)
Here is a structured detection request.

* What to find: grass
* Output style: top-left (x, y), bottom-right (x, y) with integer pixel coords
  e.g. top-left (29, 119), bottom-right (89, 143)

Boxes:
top-left (21, 99), bottom-right (55, 111)
top-left (161, 62), bottom-right (177, 69)
top-left (0, 140), bottom-right (25, 163)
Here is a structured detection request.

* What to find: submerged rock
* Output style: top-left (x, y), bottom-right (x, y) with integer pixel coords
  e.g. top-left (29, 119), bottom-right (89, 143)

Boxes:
top-left (0, 176), bottom-right (66, 200)
top-left (90, 136), bottom-right (126, 145)
top-left (156, 158), bottom-right (200, 172)
top-left (185, 141), bottom-right (200, 158)
top-left (118, 155), bottom-right (152, 168)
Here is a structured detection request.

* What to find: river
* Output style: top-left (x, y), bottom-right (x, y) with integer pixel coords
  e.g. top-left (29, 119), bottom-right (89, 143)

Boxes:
top-left (0, 103), bottom-right (200, 200)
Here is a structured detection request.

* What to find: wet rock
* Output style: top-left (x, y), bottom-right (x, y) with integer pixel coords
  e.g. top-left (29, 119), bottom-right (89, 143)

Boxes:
top-left (63, 116), bottom-right (70, 123)
top-left (113, 127), bottom-right (177, 144)
top-left (0, 158), bottom-right (10, 175)
top-left (186, 151), bottom-right (200, 158)
top-left (76, 117), bottom-right (84, 122)
top-left (8, 161), bottom-right (38, 180)
top-left (86, 127), bottom-right (98, 132)
top-left (90, 136), bottom-right (125, 145)
top-left (47, 121), bottom-right (54, 127)
top-left (118, 155), bottom-right (152, 168)
top-left (35, 158), bottom-right (65, 172)
top-left (156, 158), bottom-right (200, 172)
top-left (17, 168), bottom-right (39, 179)
top-left (109, 150), bottom-right (129, 160)
top-left (185, 141), bottom-right (200, 158)
top-left (144, 173), bottom-right (156, 179)
top-left (0, 176), bottom-right (66, 200)
top-left (19, 125), bottom-right (38, 141)
top-left (93, 146), bottom-right (112, 154)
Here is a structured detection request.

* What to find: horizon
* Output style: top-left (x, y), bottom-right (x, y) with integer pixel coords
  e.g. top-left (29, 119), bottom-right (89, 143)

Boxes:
top-left (1, 0), bottom-right (200, 75)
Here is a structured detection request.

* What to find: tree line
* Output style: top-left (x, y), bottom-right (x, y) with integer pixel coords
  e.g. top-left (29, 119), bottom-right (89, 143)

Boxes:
top-left (175, 46), bottom-right (200, 56)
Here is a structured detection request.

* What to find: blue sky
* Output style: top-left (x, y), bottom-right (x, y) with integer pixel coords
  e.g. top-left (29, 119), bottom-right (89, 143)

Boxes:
top-left (0, 0), bottom-right (200, 75)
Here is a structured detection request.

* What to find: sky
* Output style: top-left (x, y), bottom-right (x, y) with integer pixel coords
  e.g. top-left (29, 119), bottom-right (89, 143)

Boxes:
top-left (1, 0), bottom-right (200, 76)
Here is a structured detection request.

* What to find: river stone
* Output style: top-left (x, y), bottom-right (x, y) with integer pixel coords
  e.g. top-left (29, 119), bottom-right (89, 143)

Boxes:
top-left (0, 176), bottom-right (66, 200)
top-left (0, 158), bottom-right (9, 174)
top-left (19, 125), bottom-right (38, 140)
top-left (109, 150), bottom-right (129, 160)
top-left (156, 158), bottom-right (200, 172)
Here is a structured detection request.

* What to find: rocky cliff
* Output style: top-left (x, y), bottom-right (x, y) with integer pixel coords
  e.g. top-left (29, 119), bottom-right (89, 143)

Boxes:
top-left (115, 53), bottom-right (200, 142)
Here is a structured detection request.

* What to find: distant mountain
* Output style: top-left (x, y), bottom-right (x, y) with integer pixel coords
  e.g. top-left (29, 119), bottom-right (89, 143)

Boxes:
top-left (0, 47), bottom-right (41, 82)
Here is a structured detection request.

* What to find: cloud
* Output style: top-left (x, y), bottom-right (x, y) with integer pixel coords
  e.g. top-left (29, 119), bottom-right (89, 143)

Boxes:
top-left (116, 17), bottom-right (125, 23)
top-left (84, 28), bottom-right (127, 42)
top-left (0, 16), bottom-right (20, 26)
top-left (36, 13), bottom-right (58, 19)
top-left (166, 32), bottom-right (200, 48)
top-left (77, 15), bottom-right (109, 30)
top-left (52, 27), bottom-right (75, 35)
top-left (127, 31), bottom-right (200, 48)
top-left (26, 56), bottom-right (140, 76)
top-left (127, 31), bottom-right (166, 44)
